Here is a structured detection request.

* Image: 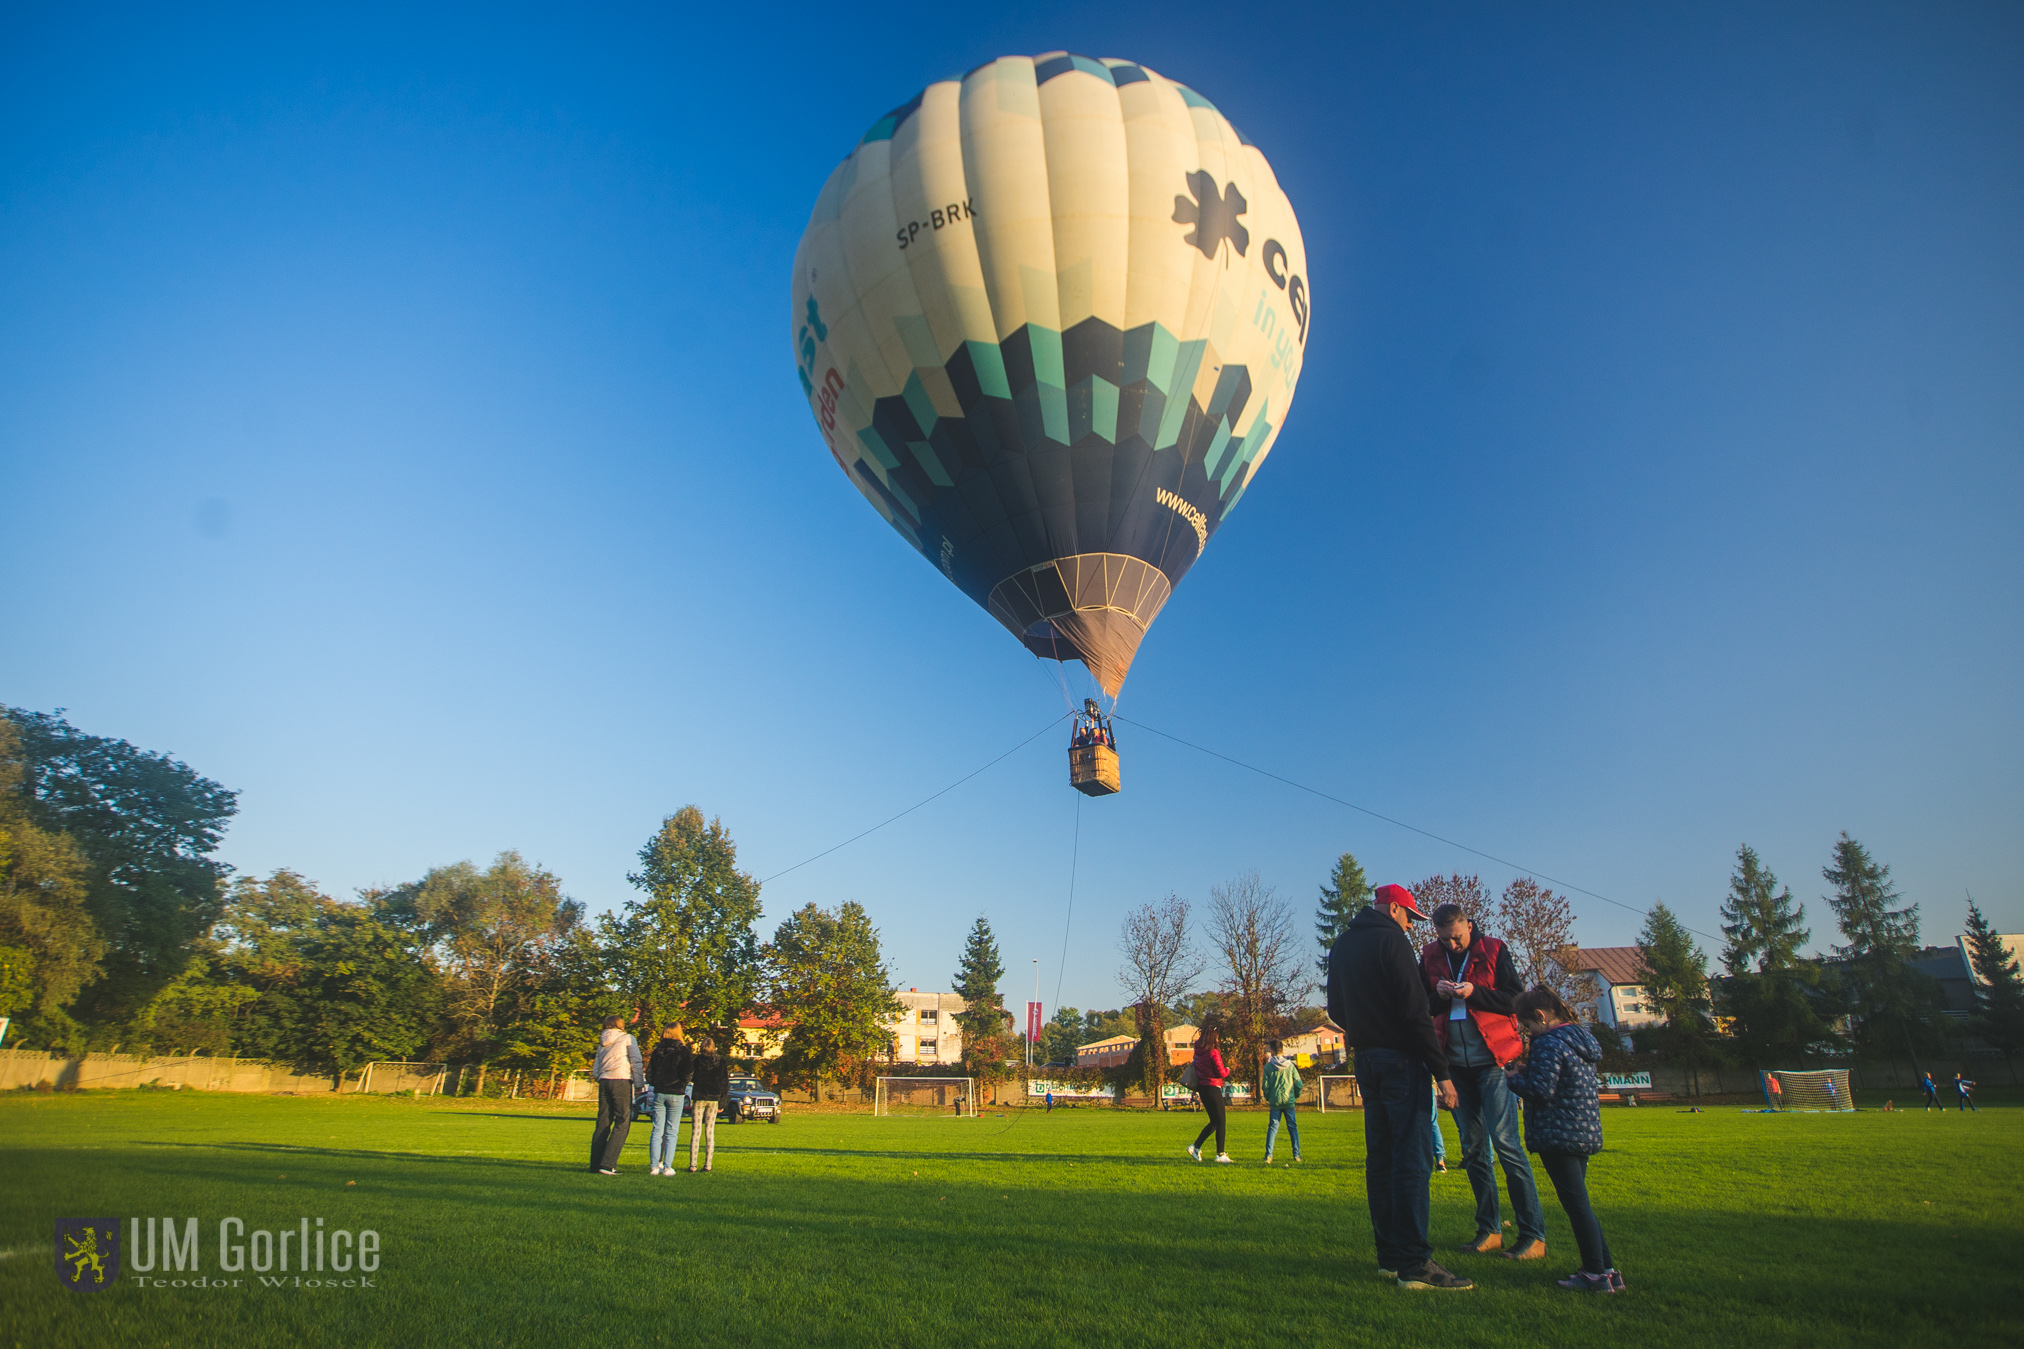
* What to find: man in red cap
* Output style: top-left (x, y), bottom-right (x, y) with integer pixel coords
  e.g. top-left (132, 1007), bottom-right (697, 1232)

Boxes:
top-left (1327, 883), bottom-right (1472, 1291)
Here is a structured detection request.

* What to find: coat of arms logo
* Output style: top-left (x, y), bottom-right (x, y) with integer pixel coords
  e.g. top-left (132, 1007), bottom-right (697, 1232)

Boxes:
top-left (56, 1218), bottom-right (120, 1291)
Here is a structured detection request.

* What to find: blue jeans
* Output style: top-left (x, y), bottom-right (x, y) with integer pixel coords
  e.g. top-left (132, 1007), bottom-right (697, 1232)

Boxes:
top-left (1431, 1094), bottom-right (1446, 1160)
top-left (649, 1090), bottom-right (688, 1168)
top-left (1266, 1102), bottom-right (1301, 1158)
top-left (1355, 1048), bottom-right (1435, 1272)
top-left (1449, 1062), bottom-right (1547, 1243)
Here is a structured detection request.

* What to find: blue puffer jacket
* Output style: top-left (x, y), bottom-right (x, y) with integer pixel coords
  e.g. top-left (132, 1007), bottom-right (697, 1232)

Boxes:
top-left (1506, 1023), bottom-right (1604, 1156)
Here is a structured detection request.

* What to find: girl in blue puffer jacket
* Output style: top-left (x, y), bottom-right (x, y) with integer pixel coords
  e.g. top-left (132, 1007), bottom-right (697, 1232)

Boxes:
top-left (1504, 987), bottom-right (1624, 1294)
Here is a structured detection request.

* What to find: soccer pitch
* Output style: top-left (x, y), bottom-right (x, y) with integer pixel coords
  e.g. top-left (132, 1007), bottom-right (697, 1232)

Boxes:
top-left (4, 1092), bottom-right (2016, 1346)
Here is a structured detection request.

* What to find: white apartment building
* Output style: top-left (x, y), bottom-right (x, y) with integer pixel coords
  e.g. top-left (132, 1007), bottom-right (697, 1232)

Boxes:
top-left (887, 989), bottom-right (970, 1066)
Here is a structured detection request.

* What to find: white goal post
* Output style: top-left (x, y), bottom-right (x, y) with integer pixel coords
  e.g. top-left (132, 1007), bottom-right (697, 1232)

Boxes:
top-left (1317, 1075), bottom-right (1361, 1112)
top-left (1762, 1069), bottom-right (1854, 1112)
top-left (875, 1077), bottom-right (975, 1117)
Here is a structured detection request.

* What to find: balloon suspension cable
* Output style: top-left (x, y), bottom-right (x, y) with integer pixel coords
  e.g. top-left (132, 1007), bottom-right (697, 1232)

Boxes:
top-left (759, 714), bottom-right (1070, 885)
top-left (1054, 791), bottom-right (1082, 1013)
top-left (1113, 714), bottom-right (1723, 944)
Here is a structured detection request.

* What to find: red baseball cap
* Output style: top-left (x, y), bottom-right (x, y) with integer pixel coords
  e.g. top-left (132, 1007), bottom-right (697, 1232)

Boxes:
top-left (1374, 884), bottom-right (1427, 920)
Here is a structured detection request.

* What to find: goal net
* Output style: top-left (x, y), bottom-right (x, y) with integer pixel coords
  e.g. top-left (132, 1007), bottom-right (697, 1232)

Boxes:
top-left (1317, 1075), bottom-right (1362, 1112)
top-left (875, 1077), bottom-right (975, 1117)
top-left (1762, 1069), bottom-right (1853, 1112)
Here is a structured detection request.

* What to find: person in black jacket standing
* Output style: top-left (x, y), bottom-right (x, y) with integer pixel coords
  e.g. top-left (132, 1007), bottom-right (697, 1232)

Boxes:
top-left (645, 1024), bottom-right (694, 1177)
top-left (1327, 884), bottom-right (1473, 1292)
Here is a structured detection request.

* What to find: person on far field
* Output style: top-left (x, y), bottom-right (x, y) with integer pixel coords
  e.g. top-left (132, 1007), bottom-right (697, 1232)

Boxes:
top-left (1262, 1039), bottom-right (1303, 1164)
top-left (1921, 1072), bottom-right (1939, 1111)
top-left (645, 1023), bottom-right (694, 1177)
top-left (1504, 987), bottom-right (1624, 1294)
top-left (589, 1014), bottom-right (644, 1175)
top-left (1187, 1020), bottom-right (1233, 1163)
top-left (688, 1035), bottom-right (731, 1172)
top-left (1045, 1089), bottom-right (1054, 1113)
top-left (1766, 1072), bottom-right (1782, 1109)
top-left (1327, 883), bottom-right (1472, 1291)
top-left (1954, 1072), bottom-right (1978, 1112)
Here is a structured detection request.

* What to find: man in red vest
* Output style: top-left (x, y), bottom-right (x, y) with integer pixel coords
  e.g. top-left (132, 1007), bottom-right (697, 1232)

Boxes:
top-left (1421, 903), bottom-right (1549, 1261)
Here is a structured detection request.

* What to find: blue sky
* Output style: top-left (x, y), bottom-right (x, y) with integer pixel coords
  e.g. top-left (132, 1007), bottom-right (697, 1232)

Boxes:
top-left (4, 3), bottom-right (2019, 1012)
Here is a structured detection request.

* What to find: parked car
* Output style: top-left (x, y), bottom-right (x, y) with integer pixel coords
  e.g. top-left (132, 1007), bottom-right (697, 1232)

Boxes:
top-left (726, 1076), bottom-right (781, 1124)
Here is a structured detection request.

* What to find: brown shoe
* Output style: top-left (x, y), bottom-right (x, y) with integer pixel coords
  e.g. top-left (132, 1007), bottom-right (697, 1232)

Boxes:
top-left (1458, 1232), bottom-right (1503, 1255)
top-left (1502, 1238), bottom-right (1547, 1261)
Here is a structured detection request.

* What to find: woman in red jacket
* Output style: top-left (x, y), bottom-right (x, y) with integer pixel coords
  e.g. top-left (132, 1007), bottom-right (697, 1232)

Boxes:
top-left (1188, 1022), bottom-right (1233, 1163)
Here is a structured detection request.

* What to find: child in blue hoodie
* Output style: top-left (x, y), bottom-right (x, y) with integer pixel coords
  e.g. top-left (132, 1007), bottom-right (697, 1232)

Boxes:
top-left (1504, 987), bottom-right (1624, 1293)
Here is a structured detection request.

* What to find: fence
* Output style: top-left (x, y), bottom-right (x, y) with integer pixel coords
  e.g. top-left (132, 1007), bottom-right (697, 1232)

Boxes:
top-left (0, 1049), bottom-right (610, 1099)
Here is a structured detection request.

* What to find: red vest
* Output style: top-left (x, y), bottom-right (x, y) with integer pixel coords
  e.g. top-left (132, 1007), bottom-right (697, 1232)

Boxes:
top-left (1420, 935), bottom-right (1524, 1067)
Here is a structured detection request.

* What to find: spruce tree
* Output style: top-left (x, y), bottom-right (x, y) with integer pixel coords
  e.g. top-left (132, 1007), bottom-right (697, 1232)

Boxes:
top-left (952, 915), bottom-right (1009, 1087)
top-left (1634, 901), bottom-right (1714, 1066)
top-left (1315, 851), bottom-right (1371, 974)
top-left (1718, 845), bottom-right (1833, 1063)
top-left (1963, 899), bottom-right (2024, 1061)
top-left (1823, 832), bottom-right (1933, 1060)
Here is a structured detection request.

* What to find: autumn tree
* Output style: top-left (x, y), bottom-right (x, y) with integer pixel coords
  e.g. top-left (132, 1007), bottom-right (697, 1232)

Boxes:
top-left (1207, 873), bottom-right (1309, 1093)
top-left (1495, 877), bottom-right (1596, 1010)
top-left (1118, 895), bottom-right (1205, 1101)
top-left (767, 900), bottom-right (901, 1093)
top-left (1315, 852), bottom-right (1372, 974)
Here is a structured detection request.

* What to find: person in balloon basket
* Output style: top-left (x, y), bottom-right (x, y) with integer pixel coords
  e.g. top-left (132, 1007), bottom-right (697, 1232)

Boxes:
top-left (688, 1035), bottom-right (732, 1172)
top-left (646, 1022), bottom-right (694, 1177)
top-left (1420, 902), bottom-right (1550, 1261)
top-left (589, 1014), bottom-right (645, 1175)
top-left (1503, 987), bottom-right (1625, 1293)
top-left (1327, 883), bottom-right (1472, 1291)
top-left (1186, 1020), bottom-right (1233, 1163)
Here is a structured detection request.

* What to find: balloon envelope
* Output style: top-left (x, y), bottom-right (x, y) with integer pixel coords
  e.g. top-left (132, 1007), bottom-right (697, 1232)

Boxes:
top-left (792, 52), bottom-right (1310, 694)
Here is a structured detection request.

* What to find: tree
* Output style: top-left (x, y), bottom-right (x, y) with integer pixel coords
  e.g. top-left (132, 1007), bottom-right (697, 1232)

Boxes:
top-left (767, 901), bottom-right (902, 1093)
top-left (605, 806), bottom-right (764, 1045)
top-left (1118, 895), bottom-right (1205, 1101)
top-left (1410, 873), bottom-right (1492, 929)
top-left (1718, 844), bottom-right (1834, 1063)
top-left (1823, 832), bottom-right (1934, 1062)
top-left (374, 852), bottom-right (583, 1060)
top-left (3, 707), bottom-right (237, 1028)
top-left (1206, 873), bottom-right (1309, 1093)
top-left (1495, 877), bottom-right (1596, 1010)
top-left (1315, 852), bottom-right (1371, 974)
top-left (1037, 1006), bottom-right (1084, 1066)
top-left (1964, 898), bottom-right (2024, 1062)
top-left (952, 915), bottom-right (1011, 1087)
top-left (282, 906), bottom-right (440, 1089)
top-left (1633, 901), bottom-right (1715, 1069)
top-left (0, 719), bottom-right (105, 1049)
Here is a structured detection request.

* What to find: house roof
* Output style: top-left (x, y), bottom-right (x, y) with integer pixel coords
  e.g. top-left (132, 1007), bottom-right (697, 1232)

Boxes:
top-left (1076, 1035), bottom-right (1138, 1051)
top-left (1560, 946), bottom-right (1648, 988)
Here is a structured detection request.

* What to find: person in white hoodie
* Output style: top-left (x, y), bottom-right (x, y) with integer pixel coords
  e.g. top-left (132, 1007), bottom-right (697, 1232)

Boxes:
top-left (589, 1014), bottom-right (645, 1174)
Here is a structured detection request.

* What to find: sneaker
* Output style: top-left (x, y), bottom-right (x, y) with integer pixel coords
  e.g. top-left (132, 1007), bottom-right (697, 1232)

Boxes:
top-left (1555, 1271), bottom-right (1613, 1293)
top-left (1459, 1232), bottom-right (1503, 1255)
top-left (1501, 1238), bottom-right (1547, 1261)
top-left (1606, 1269), bottom-right (1628, 1292)
top-left (649, 1164), bottom-right (663, 1176)
top-left (1292, 1154), bottom-right (1302, 1163)
top-left (1377, 1267), bottom-right (1397, 1279)
top-left (1397, 1261), bottom-right (1474, 1291)
top-left (1435, 1159), bottom-right (1448, 1173)
top-left (1187, 1144), bottom-right (1202, 1161)
top-left (596, 1168), bottom-right (618, 1176)
top-left (1213, 1153), bottom-right (1233, 1163)
top-left (1262, 1154), bottom-right (1274, 1165)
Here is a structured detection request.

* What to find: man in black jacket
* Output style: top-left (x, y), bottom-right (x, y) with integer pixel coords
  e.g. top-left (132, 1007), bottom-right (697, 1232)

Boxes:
top-left (1327, 884), bottom-right (1472, 1292)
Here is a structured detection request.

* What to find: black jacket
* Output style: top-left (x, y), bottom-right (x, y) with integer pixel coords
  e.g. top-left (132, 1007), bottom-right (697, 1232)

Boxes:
top-left (646, 1040), bottom-right (693, 1093)
top-left (690, 1052), bottom-right (731, 1102)
top-left (1326, 908), bottom-right (1451, 1081)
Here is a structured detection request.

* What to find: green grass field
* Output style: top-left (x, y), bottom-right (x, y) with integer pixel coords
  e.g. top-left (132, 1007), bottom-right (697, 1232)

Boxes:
top-left (3, 1090), bottom-right (2017, 1347)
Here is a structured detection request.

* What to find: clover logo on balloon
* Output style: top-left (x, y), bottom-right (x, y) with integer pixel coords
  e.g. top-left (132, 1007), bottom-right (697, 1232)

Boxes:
top-left (1173, 170), bottom-right (1249, 260)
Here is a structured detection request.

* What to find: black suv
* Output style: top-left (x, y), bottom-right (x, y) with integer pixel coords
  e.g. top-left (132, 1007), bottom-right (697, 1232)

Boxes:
top-left (726, 1076), bottom-right (781, 1124)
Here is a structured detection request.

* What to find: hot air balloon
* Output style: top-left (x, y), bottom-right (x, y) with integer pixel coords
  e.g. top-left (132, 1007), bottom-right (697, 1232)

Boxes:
top-left (792, 53), bottom-right (1309, 791)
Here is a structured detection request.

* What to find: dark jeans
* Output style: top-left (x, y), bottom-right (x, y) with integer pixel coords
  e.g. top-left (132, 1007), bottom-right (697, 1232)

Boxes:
top-left (1449, 1062), bottom-right (1548, 1242)
top-left (1192, 1085), bottom-right (1227, 1153)
top-left (590, 1079), bottom-right (634, 1170)
top-left (1538, 1150), bottom-right (1613, 1274)
top-left (1356, 1048), bottom-right (1434, 1271)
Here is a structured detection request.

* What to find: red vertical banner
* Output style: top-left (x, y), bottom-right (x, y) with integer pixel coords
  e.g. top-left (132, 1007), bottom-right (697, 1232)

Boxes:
top-left (1026, 1001), bottom-right (1043, 1045)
